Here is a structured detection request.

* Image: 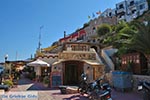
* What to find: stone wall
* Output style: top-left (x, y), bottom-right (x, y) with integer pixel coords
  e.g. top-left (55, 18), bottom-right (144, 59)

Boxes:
top-left (105, 72), bottom-right (150, 92)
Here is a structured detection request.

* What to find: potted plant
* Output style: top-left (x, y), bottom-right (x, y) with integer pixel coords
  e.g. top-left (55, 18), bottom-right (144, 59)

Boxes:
top-left (43, 76), bottom-right (50, 87)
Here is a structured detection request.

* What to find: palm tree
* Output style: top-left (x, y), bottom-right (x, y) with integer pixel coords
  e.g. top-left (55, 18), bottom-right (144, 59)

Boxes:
top-left (97, 21), bottom-right (137, 54)
top-left (131, 21), bottom-right (150, 60)
top-left (111, 21), bottom-right (137, 55)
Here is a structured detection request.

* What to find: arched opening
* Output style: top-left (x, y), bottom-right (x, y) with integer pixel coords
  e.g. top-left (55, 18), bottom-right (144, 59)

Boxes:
top-left (91, 46), bottom-right (97, 52)
top-left (63, 60), bottom-right (84, 85)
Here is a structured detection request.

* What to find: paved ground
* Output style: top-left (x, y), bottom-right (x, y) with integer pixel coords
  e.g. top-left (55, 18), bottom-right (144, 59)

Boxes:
top-left (2, 74), bottom-right (143, 100)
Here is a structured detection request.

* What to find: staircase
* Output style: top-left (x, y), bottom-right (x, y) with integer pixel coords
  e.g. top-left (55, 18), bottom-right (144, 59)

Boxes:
top-left (100, 47), bottom-right (118, 72)
top-left (99, 55), bottom-right (111, 73)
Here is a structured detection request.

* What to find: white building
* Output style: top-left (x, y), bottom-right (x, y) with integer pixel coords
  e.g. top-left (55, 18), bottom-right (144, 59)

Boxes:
top-left (116, 0), bottom-right (148, 22)
top-left (100, 8), bottom-right (117, 18)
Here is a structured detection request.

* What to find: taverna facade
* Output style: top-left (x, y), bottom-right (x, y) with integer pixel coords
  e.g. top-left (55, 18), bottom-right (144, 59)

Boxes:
top-left (36, 42), bottom-right (105, 87)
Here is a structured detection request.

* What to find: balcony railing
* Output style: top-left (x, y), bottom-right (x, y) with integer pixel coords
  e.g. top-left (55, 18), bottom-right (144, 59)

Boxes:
top-left (116, 8), bottom-right (126, 14)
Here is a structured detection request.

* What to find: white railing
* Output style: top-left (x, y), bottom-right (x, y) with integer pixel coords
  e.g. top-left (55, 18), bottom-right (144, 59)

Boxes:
top-left (91, 48), bottom-right (103, 64)
top-left (101, 49), bottom-right (115, 71)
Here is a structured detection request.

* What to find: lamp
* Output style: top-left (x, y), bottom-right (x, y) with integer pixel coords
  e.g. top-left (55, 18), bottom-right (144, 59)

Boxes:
top-left (4, 54), bottom-right (8, 76)
top-left (5, 54), bottom-right (8, 62)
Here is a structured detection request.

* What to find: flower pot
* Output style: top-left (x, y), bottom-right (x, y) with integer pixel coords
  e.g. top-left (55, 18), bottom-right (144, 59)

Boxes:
top-left (43, 83), bottom-right (48, 87)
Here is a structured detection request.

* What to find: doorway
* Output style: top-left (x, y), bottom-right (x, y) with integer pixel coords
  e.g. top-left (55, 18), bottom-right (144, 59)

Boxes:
top-left (63, 61), bottom-right (83, 85)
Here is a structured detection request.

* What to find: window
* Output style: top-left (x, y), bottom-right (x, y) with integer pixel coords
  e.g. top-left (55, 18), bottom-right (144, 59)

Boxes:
top-left (119, 4), bottom-right (124, 9)
top-left (130, 1), bottom-right (134, 6)
top-left (109, 12), bottom-right (112, 17)
top-left (139, 4), bottom-right (145, 10)
top-left (132, 9), bottom-right (136, 14)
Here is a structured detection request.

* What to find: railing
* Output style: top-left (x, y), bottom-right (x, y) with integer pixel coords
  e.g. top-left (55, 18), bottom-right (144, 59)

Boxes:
top-left (116, 8), bottom-right (126, 14)
top-left (101, 49), bottom-right (115, 71)
top-left (91, 48), bottom-right (103, 64)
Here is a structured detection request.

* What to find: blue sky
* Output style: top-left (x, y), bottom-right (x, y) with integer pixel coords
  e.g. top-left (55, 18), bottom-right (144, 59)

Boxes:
top-left (0, 0), bottom-right (122, 62)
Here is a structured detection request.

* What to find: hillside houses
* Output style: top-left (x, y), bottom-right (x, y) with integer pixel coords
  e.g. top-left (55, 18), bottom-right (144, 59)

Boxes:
top-left (52, 0), bottom-right (149, 46)
top-left (33, 0), bottom-right (149, 87)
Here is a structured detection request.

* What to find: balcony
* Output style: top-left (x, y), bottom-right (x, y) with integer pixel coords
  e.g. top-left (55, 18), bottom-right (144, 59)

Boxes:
top-left (116, 8), bottom-right (126, 15)
top-left (118, 15), bottom-right (126, 21)
top-left (128, 4), bottom-right (137, 10)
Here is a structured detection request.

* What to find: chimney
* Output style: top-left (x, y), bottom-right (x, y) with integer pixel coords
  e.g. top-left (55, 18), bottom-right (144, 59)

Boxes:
top-left (64, 31), bottom-right (66, 38)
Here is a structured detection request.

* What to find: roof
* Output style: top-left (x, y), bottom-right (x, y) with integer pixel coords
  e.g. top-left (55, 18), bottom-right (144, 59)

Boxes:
top-left (52, 59), bottom-right (103, 66)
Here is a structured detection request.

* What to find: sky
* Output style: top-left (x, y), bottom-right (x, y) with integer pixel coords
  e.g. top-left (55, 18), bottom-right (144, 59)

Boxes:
top-left (0, 0), bottom-right (123, 62)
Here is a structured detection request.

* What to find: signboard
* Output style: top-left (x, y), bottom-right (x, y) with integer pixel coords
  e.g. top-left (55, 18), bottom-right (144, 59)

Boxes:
top-left (51, 71), bottom-right (62, 87)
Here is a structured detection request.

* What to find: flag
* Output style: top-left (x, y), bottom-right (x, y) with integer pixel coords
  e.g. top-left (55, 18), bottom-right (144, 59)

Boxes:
top-left (96, 11), bottom-right (101, 15)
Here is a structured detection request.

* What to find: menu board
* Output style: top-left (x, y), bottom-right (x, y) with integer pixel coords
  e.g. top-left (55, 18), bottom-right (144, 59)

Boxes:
top-left (51, 72), bottom-right (62, 87)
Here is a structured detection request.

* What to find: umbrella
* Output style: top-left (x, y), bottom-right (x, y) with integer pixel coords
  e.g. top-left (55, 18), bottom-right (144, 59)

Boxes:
top-left (27, 59), bottom-right (50, 76)
top-left (27, 59), bottom-right (50, 67)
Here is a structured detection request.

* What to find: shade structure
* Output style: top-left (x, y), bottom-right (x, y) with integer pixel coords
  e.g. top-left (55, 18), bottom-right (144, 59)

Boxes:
top-left (27, 59), bottom-right (50, 76)
top-left (27, 59), bottom-right (50, 67)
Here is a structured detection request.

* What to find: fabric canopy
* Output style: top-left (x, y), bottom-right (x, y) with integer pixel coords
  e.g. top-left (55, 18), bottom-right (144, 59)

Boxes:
top-left (27, 59), bottom-right (50, 67)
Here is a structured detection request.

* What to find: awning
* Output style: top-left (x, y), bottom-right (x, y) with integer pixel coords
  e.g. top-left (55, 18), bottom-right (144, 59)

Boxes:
top-left (27, 59), bottom-right (50, 67)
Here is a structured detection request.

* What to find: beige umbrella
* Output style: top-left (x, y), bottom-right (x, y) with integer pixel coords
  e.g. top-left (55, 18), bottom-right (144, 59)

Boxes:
top-left (27, 59), bottom-right (50, 76)
top-left (27, 59), bottom-right (50, 67)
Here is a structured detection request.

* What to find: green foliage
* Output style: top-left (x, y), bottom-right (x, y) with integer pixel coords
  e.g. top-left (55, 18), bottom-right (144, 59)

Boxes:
top-left (131, 21), bottom-right (150, 54)
top-left (3, 80), bottom-right (13, 87)
top-left (147, 0), bottom-right (150, 10)
top-left (111, 25), bottom-right (116, 31)
top-left (23, 66), bottom-right (31, 72)
top-left (28, 72), bottom-right (36, 80)
top-left (97, 24), bottom-right (112, 36)
top-left (111, 21), bottom-right (137, 55)
top-left (115, 21), bottom-right (128, 33)
top-left (97, 11), bottom-right (150, 56)
top-left (83, 22), bottom-right (89, 28)
top-left (43, 76), bottom-right (50, 84)
top-left (117, 46), bottom-right (128, 56)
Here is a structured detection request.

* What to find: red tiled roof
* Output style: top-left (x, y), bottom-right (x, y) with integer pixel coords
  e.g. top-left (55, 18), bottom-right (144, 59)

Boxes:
top-left (59, 29), bottom-right (86, 42)
top-left (78, 30), bottom-right (86, 36)
top-left (71, 32), bottom-right (78, 38)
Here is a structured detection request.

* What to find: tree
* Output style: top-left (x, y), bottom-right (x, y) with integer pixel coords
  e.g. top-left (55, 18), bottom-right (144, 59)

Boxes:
top-left (115, 21), bottom-right (128, 33)
top-left (131, 20), bottom-right (150, 74)
top-left (111, 21), bottom-right (137, 55)
top-left (97, 24), bottom-right (112, 36)
top-left (131, 21), bottom-right (150, 58)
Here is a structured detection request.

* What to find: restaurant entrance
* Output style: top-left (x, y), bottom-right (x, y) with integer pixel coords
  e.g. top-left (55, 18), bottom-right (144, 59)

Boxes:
top-left (63, 60), bottom-right (84, 85)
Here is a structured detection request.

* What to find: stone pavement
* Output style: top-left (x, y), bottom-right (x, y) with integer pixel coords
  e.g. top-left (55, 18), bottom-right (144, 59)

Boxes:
top-left (3, 74), bottom-right (143, 100)
top-left (111, 89), bottom-right (142, 100)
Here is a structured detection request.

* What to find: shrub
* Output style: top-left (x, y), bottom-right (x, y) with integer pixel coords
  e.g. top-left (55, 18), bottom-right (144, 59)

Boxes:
top-left (43, 76), bottom-right (50, 84)
top-left (3, 80), bottom-right (13, 87)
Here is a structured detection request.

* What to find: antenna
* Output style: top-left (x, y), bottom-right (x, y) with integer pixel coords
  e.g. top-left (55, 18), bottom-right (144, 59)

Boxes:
top-left (16, 51), bottom-right (18, 61)
top-left (38, 26), bottom-right (44, 52)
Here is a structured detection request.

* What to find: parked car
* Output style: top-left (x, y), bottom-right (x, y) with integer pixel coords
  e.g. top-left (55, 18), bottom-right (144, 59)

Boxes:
top-left (0, 84), bottom-right (10, 91)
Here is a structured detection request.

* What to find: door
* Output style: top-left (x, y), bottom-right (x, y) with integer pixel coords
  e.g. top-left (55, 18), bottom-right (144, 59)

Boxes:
top-left (63, 61), bottom-right (84, 85)
top-left (65, 64), bottom-right (78, 85)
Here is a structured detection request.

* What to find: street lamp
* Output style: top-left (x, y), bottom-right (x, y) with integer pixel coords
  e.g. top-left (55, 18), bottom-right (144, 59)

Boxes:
top-left (4, 54), bottom-right (8, 74)
top-left (5, 54), bottom-right (8, 62)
